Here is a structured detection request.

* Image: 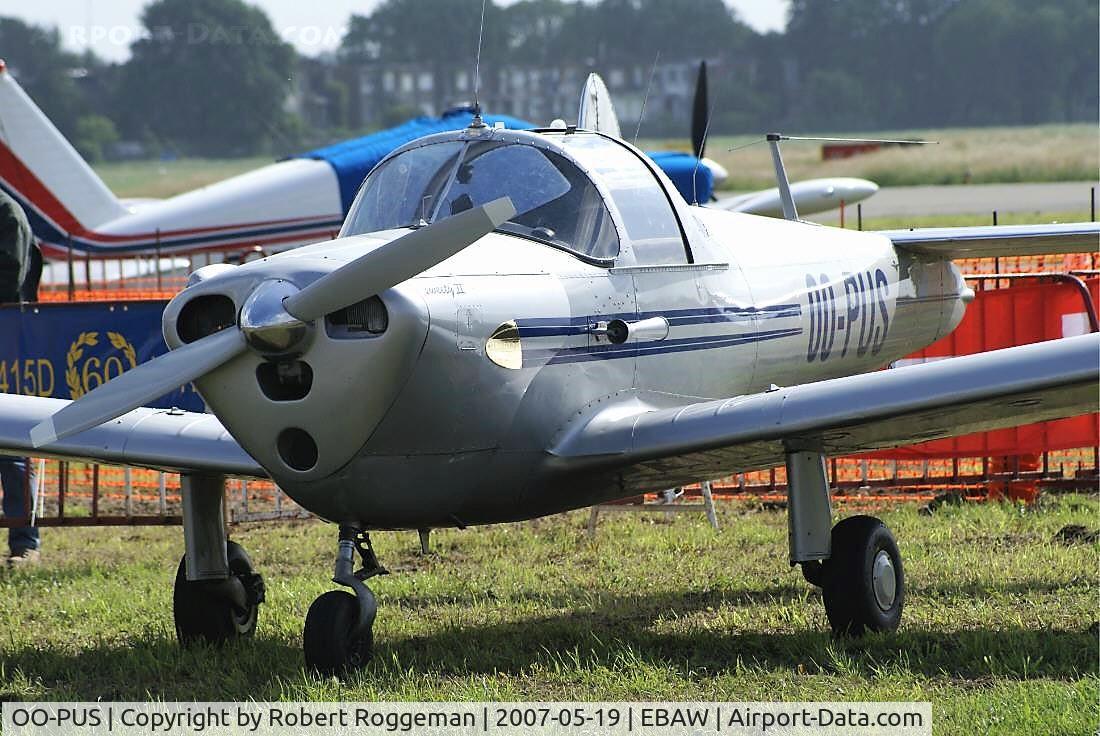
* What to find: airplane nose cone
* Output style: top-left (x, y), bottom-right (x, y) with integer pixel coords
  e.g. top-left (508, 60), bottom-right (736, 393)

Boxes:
top-left (171, 271), bottom-right (430, 486)
top-left (239, 279), bottom-right (311, 355)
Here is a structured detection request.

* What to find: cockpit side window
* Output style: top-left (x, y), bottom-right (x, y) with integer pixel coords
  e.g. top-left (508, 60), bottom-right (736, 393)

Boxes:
top-left (343, 140), bottom-right (619, 262)
top-left (556, 135), bottom-right (688, 266)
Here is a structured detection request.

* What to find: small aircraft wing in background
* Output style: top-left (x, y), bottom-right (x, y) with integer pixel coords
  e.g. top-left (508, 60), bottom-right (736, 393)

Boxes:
top-left (550, 334), bottom-right (1099, 494)
top-left (881, 222), bottom-right (1100, 259)
top-left (715, 177), bottom-right (879, 217)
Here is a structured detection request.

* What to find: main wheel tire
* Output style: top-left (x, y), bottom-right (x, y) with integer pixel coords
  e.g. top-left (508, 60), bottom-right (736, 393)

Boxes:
top-left (821, 515), bottom-right (904, 637)
top-left (174, 540), bottom-right (261, 645)
top-left (304, 590), bottom-right (373, 676)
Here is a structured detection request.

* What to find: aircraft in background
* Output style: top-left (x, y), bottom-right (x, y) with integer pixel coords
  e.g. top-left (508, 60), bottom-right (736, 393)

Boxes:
top-left (579, 63), bottom-right (878, 217)
top-left (1, 88), bottom-right (1095, 673)
top-left (0, 59), bottom-right (876, 264)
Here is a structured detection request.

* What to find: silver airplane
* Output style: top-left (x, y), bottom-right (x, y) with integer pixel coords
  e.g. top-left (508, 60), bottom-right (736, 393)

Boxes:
top-left (1, 114), bottom-right (1097, 675)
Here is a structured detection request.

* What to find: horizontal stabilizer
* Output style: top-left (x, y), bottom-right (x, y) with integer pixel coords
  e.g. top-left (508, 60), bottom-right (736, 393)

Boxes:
top-left (883, 222), bottom-right (1099, 259)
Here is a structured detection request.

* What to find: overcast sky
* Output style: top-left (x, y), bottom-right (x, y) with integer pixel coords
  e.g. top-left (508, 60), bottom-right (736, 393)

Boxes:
top-left (8, 0), bottom-right (790, 63)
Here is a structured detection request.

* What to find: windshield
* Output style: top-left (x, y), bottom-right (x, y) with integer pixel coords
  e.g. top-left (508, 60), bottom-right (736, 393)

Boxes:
top-left (342, 139), bottom-right (619, 261)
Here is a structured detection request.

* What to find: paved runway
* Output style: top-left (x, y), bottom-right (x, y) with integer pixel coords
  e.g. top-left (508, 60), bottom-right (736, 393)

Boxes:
top-left (813, 180), bottom-right (1098, 223)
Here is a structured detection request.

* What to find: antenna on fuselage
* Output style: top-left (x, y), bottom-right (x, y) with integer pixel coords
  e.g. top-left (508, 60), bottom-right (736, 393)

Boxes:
top-left (633, 50), bottom-right (661, 146)
top-left (470, 0), bottom-right (488, 128)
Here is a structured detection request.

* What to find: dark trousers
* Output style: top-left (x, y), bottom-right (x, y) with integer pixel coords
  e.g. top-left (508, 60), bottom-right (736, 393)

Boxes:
top-left (1, 458), bottom-right (39, 553)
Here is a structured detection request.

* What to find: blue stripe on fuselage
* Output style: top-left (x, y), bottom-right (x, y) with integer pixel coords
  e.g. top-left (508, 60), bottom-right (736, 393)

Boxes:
top-left (515, 304), bottom-right (801, 338)
top-left (523, 326), bottom-right (803, 365)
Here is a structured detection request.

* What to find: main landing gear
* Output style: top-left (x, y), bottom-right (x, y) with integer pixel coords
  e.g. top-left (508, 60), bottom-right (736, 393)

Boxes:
top-left (174, 540), bottom-right (265, 644)
top-left (785, 446), bottom-right (905, 636)
top-left (174, 474), bottom-right (266, 646)
top-left (304, 526), bottom-right (388, 676)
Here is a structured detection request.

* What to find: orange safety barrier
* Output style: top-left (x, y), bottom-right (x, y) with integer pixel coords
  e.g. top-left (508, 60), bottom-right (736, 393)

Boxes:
top-left (39, 289), bottom-right (181, 302)
top-left (957, 253), bottom-right (1095, 276)
top-left (870, 275), bottom-right (1099, 460)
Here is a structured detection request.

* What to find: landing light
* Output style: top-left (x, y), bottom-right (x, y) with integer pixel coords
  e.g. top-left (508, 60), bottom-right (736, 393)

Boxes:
top-left (486, 321), bottom-right (522, 370)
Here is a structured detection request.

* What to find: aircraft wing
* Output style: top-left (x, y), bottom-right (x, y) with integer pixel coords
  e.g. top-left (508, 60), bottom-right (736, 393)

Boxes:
top-left (713, 178), bottom-right (879, 218)
top-left (550, 334), bottom-right (1099, 493)
top-left (882, 222), bottom-right (1099, 259)
top-left (0, 394), bottom-right (266, 478)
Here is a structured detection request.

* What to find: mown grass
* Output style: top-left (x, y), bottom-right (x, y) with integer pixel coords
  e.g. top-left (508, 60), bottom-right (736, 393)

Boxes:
top-left (96, 157), bottom-right (273, 200)
top-left (827, 209), bottom-right (1094, 231)
top-left (643, 124), bottom-right (1100, 190)
top-left (1, 497), bottom-right (1097, 735)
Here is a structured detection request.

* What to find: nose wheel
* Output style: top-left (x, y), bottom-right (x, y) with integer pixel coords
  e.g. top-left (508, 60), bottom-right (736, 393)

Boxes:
top-left (304, 590), bottom-right (374, 674)
top-left (812, 515), bottom-right (905, 636)
top-left (304, 526), bottom-right (387, 676)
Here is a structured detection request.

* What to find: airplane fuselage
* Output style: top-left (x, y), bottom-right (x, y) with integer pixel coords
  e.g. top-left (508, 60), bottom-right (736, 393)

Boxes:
top-left (166, 208), bottom-right (969, 529)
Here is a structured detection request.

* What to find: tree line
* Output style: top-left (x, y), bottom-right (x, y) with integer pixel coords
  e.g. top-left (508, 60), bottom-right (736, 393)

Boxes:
top-left (1, 0), bottom-right (1095, 159)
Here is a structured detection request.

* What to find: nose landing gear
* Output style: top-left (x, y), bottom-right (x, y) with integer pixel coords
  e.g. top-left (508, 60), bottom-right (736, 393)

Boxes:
top-left (304, 526), bottom-right (388, 676)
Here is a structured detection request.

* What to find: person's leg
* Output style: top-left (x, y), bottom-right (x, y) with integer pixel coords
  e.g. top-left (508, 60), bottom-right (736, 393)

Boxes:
top-left (1, 458), bottom-right (39, 554)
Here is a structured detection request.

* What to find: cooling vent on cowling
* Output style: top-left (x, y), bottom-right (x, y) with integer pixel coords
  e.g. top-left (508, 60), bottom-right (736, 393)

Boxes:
top-left (176, 294), bottom-right (236, 343)
top-left (257, 360), bottom-right (313, 401)
top-left (325, 295), bottom-right (388, 338)
top-left (277, 427), bottom-right (317, 471)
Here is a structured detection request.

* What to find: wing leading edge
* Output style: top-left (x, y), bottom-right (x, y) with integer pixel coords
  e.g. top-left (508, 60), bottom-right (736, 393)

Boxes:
top-left (0, 394), bottom-right (265, 478)
top-left (551, 334), bottom-right (1099, 494)
top-left (882, 221), bottom-right (1099, 259)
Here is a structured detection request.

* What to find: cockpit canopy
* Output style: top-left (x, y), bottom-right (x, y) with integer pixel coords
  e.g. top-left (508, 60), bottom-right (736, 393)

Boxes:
top-left (342, 136), bottom-right (618, 260)
top-left (341, 130), bottom-right (691, 265)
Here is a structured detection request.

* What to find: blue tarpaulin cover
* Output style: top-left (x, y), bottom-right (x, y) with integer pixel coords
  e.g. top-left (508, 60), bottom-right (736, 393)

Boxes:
top-left (294, 109), bottom-right (533, 213)
top-left (646, 151), bottom-right (714, 203)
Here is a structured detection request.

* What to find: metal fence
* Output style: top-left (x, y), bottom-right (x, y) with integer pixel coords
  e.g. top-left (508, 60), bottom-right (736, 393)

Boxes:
top-left (0, 461), bottom-right (308, 528)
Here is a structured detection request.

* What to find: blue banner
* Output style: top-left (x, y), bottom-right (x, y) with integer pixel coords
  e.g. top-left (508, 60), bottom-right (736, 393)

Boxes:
top-left (0, 301), bottom-right (205, 411)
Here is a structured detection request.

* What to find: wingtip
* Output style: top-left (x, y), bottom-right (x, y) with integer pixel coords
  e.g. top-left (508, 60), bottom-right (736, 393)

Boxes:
top-left (29, 418), bottom-right (57, 449)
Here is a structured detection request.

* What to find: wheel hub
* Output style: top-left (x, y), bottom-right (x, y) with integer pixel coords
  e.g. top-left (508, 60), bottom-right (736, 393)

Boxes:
top-left (872, 549), bottom-right (897, 610)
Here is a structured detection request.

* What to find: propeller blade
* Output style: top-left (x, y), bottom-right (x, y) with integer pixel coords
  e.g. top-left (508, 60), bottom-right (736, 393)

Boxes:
top-left (283, 196), bottom-right (516, 322)
top-left (30, 328), bottom-right (247, 447)
top-left (691, 61), bottom-right (709, 159)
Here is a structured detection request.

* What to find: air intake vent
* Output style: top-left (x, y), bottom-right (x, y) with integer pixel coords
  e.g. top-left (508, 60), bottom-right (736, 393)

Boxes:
top-left (176, 294), bottom-right (235, 344)
top-left (326, 296), bottom-right (388, 338)
top-left (257, 360), bottom-right (313, 401)
top-left (277, 428), bottom-right (317, 471)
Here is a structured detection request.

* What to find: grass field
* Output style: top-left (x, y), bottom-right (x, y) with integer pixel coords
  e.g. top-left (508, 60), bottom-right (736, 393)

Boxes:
top-left (96, 157), bottom-right (272, 199)
top-left (94, 124), bottom-right (1099, 200)
top-left (641, 124), bottom-right (1099, 190)
top-left (832, 210), bottom-right (1094, 231)
top-left (1, 497), bottom-right (1097, 734)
